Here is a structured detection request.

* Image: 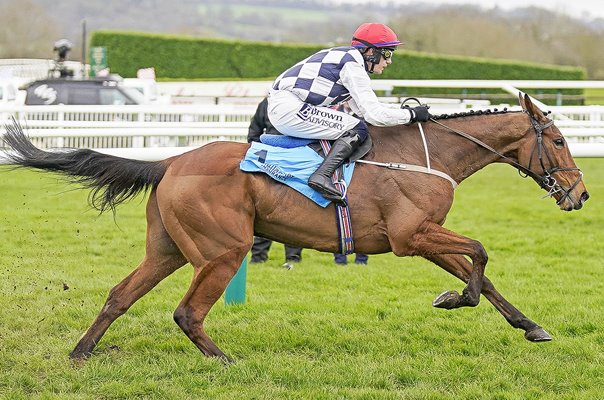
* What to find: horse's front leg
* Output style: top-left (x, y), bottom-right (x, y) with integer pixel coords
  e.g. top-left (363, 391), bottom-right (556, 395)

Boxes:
top-left (425, 253), bottom-right (552, 342)
top-left (407, 222), bottom-right (487, 309)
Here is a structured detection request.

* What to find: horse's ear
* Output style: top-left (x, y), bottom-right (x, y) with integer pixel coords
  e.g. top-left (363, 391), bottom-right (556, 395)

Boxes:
top-left (523, 93), bottom-right (546, 120)
top-left (518, 92), bottom-right (527, 111)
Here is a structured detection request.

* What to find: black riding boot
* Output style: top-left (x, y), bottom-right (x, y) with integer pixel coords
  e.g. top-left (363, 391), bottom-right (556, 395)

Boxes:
top-left (308, 131), bottom-right (361, 204)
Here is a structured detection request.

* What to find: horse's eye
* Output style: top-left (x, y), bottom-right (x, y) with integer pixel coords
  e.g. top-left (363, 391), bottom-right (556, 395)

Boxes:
top-left (553, 138), bottom-right (565, 148)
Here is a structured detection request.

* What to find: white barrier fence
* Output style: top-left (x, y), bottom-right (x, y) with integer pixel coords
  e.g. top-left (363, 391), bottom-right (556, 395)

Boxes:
top-left (157, 79), bottom-right (604, 106)
top-left (1, 99), bottom-right (495, 151)
top-left (0, 104), bottom-right (254, 151)
top-left (1, 100), bottom-right (604, 163)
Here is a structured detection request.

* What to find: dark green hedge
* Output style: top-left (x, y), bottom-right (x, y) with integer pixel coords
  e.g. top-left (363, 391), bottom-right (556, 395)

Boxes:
top-left (90, 31), bottom-right (587, 104)
top-left (90, 31), bottom-right (321, 79)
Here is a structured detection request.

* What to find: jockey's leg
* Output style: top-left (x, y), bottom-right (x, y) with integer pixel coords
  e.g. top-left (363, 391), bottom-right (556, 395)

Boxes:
top-left (308, 122), bottom-right (367, 203)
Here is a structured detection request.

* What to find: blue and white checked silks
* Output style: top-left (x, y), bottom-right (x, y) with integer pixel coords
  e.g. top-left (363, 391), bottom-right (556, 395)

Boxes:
top-left (272, 46), bottom-right (363, 107)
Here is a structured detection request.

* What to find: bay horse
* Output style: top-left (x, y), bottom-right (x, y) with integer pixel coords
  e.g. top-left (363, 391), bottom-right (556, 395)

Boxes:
top-left (1, 94), bottom-right (588, 362)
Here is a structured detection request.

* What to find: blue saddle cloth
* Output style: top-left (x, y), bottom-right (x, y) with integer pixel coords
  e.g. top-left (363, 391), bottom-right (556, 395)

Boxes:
top-left (240, 141), bottom-right (355, 207)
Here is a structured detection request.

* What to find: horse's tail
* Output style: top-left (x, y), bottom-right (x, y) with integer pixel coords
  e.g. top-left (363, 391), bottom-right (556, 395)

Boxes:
top-left (3, 119), bottom-right (168, 213)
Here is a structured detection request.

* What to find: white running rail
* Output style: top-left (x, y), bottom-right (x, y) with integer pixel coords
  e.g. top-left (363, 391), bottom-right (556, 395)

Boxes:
top-left (1, 103), bottom-right (603, 161)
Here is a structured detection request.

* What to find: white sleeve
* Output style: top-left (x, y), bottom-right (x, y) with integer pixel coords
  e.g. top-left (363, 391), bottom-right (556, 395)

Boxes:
top-left (347, 97), bottom-right (362, 117)
top-left (340, 61), bottom-right (413, 126)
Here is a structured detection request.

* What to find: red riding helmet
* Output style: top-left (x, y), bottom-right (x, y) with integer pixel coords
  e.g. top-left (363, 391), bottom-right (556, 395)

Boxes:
top-left (351, 23), bottom-right (402, 49)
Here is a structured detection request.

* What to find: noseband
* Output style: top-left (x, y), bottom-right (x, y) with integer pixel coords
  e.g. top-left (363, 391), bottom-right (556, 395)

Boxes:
top-left (431, 112), bottom-right (583, 205)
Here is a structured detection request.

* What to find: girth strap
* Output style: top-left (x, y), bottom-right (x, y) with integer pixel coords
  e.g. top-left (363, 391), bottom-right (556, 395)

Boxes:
top-left (356, 159), bottom-right (458, 189)
top-left (319, 140), bottom-right (355, 255)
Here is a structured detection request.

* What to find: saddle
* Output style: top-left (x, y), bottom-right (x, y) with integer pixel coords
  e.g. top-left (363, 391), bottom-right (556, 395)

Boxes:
top-left (259, 133), bottom-right (372, 163)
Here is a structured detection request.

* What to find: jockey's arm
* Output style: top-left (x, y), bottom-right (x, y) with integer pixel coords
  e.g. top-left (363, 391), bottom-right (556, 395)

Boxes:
top-left (341, 62), bottom-right (413, 126)
top-left (347, 98), bottom-right (402, 118)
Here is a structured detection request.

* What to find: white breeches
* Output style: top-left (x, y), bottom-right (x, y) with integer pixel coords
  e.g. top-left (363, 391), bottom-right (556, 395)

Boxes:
top-left (267, 90), bottom-right (361, 140)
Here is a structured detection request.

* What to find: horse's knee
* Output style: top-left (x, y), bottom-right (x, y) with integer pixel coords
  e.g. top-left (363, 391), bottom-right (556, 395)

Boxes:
top-left (173, 305), bottom-right (202, 332)
top-left (173, 307), bottom-right (189, 330)
top-left (471, 240), bottom-right (488, 267)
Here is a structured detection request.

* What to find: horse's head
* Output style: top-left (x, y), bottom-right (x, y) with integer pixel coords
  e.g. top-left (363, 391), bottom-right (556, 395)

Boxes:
top-left (516, 93), bottom-right (589, 211)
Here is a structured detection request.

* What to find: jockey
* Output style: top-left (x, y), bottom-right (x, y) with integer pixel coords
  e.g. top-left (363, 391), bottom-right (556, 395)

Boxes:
top-left (267, 22), bottom-right (431, 204)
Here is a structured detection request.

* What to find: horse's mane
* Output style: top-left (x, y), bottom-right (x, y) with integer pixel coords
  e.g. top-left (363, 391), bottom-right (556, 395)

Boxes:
top-left (432, 108), bottom-right (513, 120)
top-left (432, 108), bottom-right (550, 120)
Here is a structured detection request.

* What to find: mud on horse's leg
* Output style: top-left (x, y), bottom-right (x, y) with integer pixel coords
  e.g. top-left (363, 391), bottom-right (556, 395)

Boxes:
top-left (173, 247), bottom-right (249, 364)
top-left (410, 222), bottom-right (487, 309)
top-left (425, 253), bottom-right (552, 342)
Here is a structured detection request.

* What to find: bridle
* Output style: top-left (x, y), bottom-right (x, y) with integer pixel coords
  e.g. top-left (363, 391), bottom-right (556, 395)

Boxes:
top-left (523, 115), bottom-right (583, 204)
top-left (430, 112), bottom-right (583, 206)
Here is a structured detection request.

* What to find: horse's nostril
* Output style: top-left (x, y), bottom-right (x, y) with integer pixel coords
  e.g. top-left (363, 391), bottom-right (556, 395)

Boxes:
top-left (580, 191), bottom-right (590, 203)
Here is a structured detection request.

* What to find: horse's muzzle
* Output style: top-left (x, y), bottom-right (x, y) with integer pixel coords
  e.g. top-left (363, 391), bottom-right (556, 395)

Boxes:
top-left (576, 190), bottom-right (590, 209)
top-left (560, 189), bottom-right (589, 211)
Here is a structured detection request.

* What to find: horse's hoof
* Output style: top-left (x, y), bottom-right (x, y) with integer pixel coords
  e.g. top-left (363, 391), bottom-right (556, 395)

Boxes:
top-left (524, 327), bottom-right (553, 342)
top-left (219, 354), bottom-right (235, 365)
top-left (432, 290), bottom-right (461, 309)
top-left (69, 351), bottom-right (91, 360)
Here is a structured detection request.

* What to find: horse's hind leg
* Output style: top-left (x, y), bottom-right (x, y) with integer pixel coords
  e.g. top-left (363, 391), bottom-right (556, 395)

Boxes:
top-left (70, 193), bottom-right (188, 359)
top-left (172, 245), bottom-right (249, 363)
top-left (425, 253), bottom-right (552, 342)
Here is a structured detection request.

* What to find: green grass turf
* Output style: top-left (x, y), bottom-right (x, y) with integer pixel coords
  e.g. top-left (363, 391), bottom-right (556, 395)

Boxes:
top-left (0, 158), bottom-right (603, 399)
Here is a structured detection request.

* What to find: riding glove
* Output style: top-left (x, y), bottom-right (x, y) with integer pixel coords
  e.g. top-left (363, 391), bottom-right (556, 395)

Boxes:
top-left (409, 105), bottom-right (431, 123)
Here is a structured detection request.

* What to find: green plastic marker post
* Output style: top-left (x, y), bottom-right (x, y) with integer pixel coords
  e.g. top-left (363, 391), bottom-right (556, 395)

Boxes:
top-left (225, 257), bottom-right (247, 305)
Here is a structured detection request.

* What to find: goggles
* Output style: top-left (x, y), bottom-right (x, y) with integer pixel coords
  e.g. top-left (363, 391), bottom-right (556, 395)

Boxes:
top-left (379, 48), bottom-right (395, 60)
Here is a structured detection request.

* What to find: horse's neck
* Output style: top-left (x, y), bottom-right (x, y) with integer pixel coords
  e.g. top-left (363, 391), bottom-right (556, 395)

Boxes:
top-left (371, 113), bottom-right (525, 185)
top-left (429, 114), bottom-right (526, 183)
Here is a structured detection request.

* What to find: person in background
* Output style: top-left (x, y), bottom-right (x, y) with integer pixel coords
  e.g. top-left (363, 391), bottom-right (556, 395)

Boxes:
top-left (248, 97), bottom-right (303, 269)
top-left (334, 253), bottom-right (369, 265)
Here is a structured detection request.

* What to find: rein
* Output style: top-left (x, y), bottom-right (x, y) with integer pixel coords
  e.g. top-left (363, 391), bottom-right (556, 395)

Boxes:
top-left (430, 112), bottom-right (582, 205)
